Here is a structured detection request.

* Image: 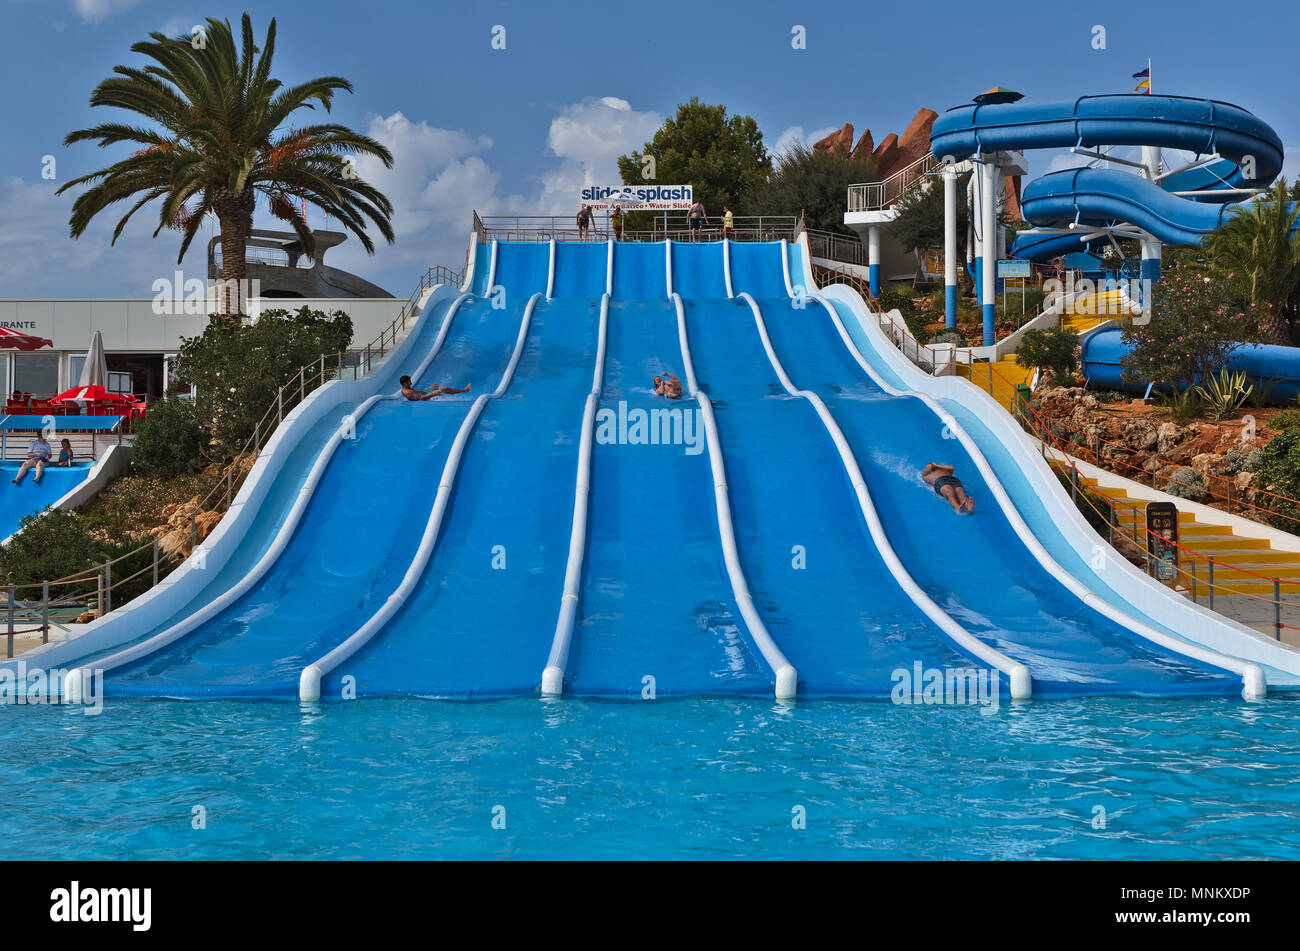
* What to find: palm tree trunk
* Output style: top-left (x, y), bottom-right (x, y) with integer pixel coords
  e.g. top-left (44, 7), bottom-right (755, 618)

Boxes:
top-left (213, 188), bottom-right (255, 321)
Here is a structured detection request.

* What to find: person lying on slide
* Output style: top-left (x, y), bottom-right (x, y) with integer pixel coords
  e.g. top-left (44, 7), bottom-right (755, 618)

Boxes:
top-left (922, 462), bottom-right (974, 514)
top-left (400, 375), bottom-right (472, 401)
top-left (653, 372), bottom-right (682, 400)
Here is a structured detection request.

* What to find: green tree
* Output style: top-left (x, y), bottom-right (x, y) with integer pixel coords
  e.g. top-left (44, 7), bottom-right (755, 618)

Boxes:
top-left (1201, 178), bottom-right (1300, 343)
top-left (888, 172), bottom-right (970, 254)
top-left (0, 509), bottom-right (154, 602)
top-left (130, 395), bottom-right (207, 477)
top-left (1120, 262), bottom-right (1260, 392)
top-left (177, 305), bottom-right (353, 455)
top-left (617, 98), bottom-right (771, 225)
top-left (1016, 327), bottom-right (1079, 386)
top-left (749, 143), bottom-right (874, 234)
top-left (57, 13), bottom-right (395, 317)
top-left (1257, 427), bottom-right (1300, 532)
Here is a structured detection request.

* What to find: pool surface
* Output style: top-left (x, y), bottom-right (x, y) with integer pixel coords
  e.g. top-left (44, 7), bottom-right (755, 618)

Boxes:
top-left (4, 696), bottom-right (1298, 860)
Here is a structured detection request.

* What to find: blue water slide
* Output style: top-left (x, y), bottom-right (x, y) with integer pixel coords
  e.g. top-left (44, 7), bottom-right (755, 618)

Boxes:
top-left (95, 296), bottom-right (532, 697)
top-left (552, 241), bottom-right (609, 298)
top-left (1082, 325), bottom-right (1300, 401)
top-left (612, 241), bottom-right (668, 299)
top-left (563, 298), bottom-right (774, 696)
top-left (683, 296), bottom-right (987, 695)
top-left (494, 241), bottom-right (551, 298)
top-left (328, 297), bottom-right (600, 697)
top-left (728, 241), bottom-right (790, 298)
top-left (0, 462), bottom-right (94, 540)
top-left (470, 242), bottom-right (493, 296)
top-left (670, 242), bottom-right (727, 298)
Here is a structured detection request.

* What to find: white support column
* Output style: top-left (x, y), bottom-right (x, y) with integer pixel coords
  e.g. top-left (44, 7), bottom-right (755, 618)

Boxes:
top-left (943, 163), bottom-right (958, 328)
top-left (867, 225), bottom-right (881, 297)
top-left (981, 157), bottom-right (997, 346)
top-left (1140, 145), bottom-right (1163, 286)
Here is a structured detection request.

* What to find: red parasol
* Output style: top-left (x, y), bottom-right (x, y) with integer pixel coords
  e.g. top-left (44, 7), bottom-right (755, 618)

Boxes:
top-left (51, 385), bottom-right (142, 405)
top-left (0, 326), bottom-right (53, 351)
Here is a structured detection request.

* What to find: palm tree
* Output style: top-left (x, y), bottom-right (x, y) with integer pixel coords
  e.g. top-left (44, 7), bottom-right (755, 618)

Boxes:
top-left (1201, 179), bottom-right (1300, 344)
top-left (57, 14), bottom-right (395, 318)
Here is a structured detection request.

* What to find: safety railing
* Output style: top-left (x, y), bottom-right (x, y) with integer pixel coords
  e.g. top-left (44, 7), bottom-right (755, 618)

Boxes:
top-left (813, 262), bottom-right (947, 370)
top-left (803, 228), bottom-right (868, 267)
top-left (847, 153), bottom-right (941, 212)
top-left (477, 214), bottom-right (797, 244)
top-left (213, 244), bottom-right (314, 269)
top-left (0, 261), bottom-right (465, 655)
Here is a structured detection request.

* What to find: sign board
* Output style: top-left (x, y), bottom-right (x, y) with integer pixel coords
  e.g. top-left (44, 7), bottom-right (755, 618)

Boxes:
top-left (580, 185), bottom-right (694, 211)
top-left (996, 258), bottom-right (1031, 279)
top-left (1145, 501), bottom-right (1180, 583)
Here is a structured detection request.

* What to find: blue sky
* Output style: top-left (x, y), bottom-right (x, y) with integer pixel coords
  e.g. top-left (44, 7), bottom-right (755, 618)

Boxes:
top-left (2, 0), bottom-right (1298, 298)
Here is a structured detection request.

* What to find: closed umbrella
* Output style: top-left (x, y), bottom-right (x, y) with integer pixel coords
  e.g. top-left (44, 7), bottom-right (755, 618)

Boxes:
top-left (77, 330), bottom-right (108, 388)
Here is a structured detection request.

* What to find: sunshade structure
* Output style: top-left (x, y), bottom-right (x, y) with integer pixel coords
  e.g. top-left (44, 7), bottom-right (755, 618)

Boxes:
top-left (51, 384), bottom-right (142, 407)
top-left (972, 86), bottom-right (1024, 105)
top-left (0, 326), bottom-right (53, 351)
top-left (77, 331), bottom-right (108, 387)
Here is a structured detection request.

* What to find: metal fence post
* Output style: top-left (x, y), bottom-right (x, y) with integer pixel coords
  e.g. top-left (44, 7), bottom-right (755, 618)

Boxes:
top-left (97, 571), bottom-right (104, 618)
top-left (1226, 477), bottom-right (1232, 513)
top-left (153, 538), bottom-right (160, 587)
top-left (299, 366), bottom-right (305, 403)
top-left (105, 559), bottom-right (112, 614)
top-left (41, 582), bottom-right (48, 644)
top-left (1208, 559), bottom-right (1214, 611)
top-left (225, 466), bottom-right (232, 508)
top-left (190, 511), bottom-right (197, 551)
top-left (6, 584), bottom-right (13, 659)
top-left (277, 387), bottom-right (283, 425)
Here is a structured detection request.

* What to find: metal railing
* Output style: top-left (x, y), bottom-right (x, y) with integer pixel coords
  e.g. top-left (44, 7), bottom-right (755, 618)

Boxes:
top-left (212, 245), bottom-right (315, 269)
top-left (0, 261), bottom-right (465, 656)
top-left (477, 214), bottom-right (798, 244)
top-left (847, 153), bottom-right (942, 212)
top-left (803, 228), bottom-right (868, 267)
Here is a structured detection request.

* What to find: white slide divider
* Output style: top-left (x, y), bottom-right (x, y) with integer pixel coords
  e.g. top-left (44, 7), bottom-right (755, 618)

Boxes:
top-left (664, 240), bottom-right (673, 299)
top-left (739, 293), bottom-right (1031, 698)
top-left (62, 294), bottom-right (476, 700)
top-left (606, 239), bottom-right (614, 297)
top-left (672, 293), bottom-right (797, 699)
top-left (779, 238), bottom-right (795, 298)
top-left (485, 239), bottom-right (499, 296)
top-left (804, 267), bottom-right (1268, 698)
top-left (722, 239), bottom-right (735, 299)
top-left (546, 239), bottom-right (556, 300)
top-left (541, 295), bottom-right (610, 696)
top-left (297, 293), bottom-right (543, 701)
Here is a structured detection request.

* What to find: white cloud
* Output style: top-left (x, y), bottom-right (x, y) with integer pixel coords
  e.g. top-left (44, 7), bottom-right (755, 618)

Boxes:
top-left (73, 0), bottom-right (141, 24)
top-left (537, 97), bottom-right (662, 213)
top-left (770, 125), bottom-right (838, 157)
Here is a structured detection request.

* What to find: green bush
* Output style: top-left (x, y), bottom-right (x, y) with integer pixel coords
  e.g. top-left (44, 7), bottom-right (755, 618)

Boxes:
top-left (876, 287), bottom-right (914, 316)
top-left (130, 395), bottom-right (206, 477)
top-left (1257, 427), bottom-right (1300, 532)
top-left (1057, 470), bottom-right (1111, 536)
top-left (176, 305), bottom-right (353, 458)
top-left (0, 509), bottom-right (160, 606)
top-left (929, 330), bottom-right (964, 346)
top-left (1015, 327), bottom-right (1079, 386)
top-left (1270, 408), bottom-right (1300, 431)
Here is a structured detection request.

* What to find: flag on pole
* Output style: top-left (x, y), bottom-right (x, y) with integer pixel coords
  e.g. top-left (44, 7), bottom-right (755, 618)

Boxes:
top-left (1134, 78), bottom-right (1150, 94)
top-left (1132, 67), bottom-right (1150, 78)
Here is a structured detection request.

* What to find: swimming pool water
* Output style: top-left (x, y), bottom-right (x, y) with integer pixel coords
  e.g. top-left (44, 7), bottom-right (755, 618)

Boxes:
top-left (4, 696), bottom-right (1298, 860)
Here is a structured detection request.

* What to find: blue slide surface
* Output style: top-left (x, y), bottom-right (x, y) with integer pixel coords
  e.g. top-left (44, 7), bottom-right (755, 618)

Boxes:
top-left (26, 234), bottom-right (1269, 700)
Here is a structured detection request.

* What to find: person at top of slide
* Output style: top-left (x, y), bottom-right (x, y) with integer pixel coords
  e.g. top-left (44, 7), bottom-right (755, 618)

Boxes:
top-left (576, 205), bottom-right (594, 240)
top-left (922, 463), bottom-right (974, 514)
top-left (653, 372), bottom-right (683, 400)
top-left (687, 200), bottom-right (707, 240)
top-left (722, 206), bottom-right (734, 240)
top-left (400, 375), bottom-right (472, 401)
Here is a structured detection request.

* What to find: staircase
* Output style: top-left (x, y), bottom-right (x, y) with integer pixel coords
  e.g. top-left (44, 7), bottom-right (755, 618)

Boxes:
top-left (1062, 287), bottom-right (1136, 334)
top-left (1084, 476), bottom-right (1300, 596)
top-left (958, 356), bottom-right (1034, 412)
top-left (847, 153), bottom-right (943, 212)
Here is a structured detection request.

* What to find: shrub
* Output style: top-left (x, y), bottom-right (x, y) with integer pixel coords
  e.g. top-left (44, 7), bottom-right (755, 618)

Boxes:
top-left (1270, 408), bottom-right (1300, 431)
top-left (0, 509), bottom-right (159, 605)
top-left (877, 287), bottom-right (914, 316)
top-left (1257, 427), bottom-right (1300, 531)
top-left (130, 395), bottom-right (206, 477)
top-left (1160, 387), bottom-right (1204, 421)
top-left (1165, 467), bottom-right (1207, 500)
top-left (1015, 327), bottom-right (1079, 385)
top-left (929, 330), bottom-right (964, 346)
top-left (1057, 470), bottom-right (1111, 536)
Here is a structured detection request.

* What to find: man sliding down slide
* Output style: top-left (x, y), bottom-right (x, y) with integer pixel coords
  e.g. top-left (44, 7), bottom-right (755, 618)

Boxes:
top-left (399, 375), bottom-right (472, 401)
top-left (922, 462), bottom-right (975, 514)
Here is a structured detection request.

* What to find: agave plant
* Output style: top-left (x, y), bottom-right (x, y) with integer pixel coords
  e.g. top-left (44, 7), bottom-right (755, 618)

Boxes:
top-left (1194, 367), bottom-right (1253, 420)
top-left (57, 14), bottom-right (395, 318)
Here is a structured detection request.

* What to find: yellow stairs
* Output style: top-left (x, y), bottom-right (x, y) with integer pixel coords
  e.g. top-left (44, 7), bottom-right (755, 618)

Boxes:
top-left (1081, 476), bottom-right (1300, 596)
top-left (1062, 287), bottom-right (1133, 334)
top-left (958, 355), bottom-right (1033, 411)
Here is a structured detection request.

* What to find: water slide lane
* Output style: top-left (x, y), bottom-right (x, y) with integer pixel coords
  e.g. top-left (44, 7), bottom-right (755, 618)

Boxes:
top-left (611, 242), bottom-right (667, 300)
top-left (102, 296), bottom-right (534, 697)
top-left (682, 298), bottom-right (979, 694)
top-left (494, 242), bottom-right (551, 299)
top-left (564, 299), bottom-right (772, 696)
top-left (552, 242), bottom-right (611, 298)
top-left (0, 463), bottom-right (93, 537)
top-left (762, 300), bottom-right (1240, 697)
top-left (332, 297), bottom-right (599, 697)
top-left (671, 242), bottom-right (728, 298)
top-left (728, 242), bottom-right (788, 299)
